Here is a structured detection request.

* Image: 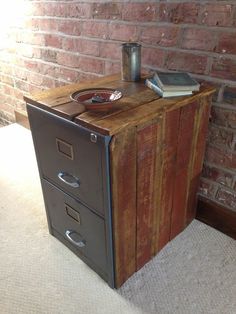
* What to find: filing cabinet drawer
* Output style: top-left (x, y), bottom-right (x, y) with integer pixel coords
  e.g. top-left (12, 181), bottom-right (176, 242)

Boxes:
top-left (27, 105), bottom-right (109, 215)
top-left (42, 179), bottom-right (107, 275)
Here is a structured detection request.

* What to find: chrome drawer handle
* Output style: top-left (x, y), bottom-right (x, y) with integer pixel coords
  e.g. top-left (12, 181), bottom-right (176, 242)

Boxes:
top-left (58, 172), bottom-right (80, 188)
top-left (65, 230), bottom-right (86, 248)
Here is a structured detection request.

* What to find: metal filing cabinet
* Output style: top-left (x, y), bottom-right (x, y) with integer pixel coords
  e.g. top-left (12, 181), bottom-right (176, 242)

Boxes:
top-left (27, 105), bottom-right (115, 287)
top-left (25, 74), bottom-right (215, 288)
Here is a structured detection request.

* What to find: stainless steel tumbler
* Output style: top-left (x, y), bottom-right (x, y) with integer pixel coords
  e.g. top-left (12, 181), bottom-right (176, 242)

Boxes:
top-left (121, 43), bottom-right (141, 82)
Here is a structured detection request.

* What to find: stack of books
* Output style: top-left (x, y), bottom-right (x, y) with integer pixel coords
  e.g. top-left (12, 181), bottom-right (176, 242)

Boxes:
top-left (145, 72), bottom-right (200, 98)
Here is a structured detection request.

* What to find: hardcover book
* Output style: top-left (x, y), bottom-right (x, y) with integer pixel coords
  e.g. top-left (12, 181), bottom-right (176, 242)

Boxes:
top-left (145, 78), bottom-right (193, 98)
top-left (153, 72), bottom-right (200, 92)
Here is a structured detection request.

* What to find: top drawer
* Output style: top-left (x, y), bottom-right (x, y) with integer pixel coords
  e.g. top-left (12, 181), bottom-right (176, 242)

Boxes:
top-left (27, 104), bottom-right (110, 216)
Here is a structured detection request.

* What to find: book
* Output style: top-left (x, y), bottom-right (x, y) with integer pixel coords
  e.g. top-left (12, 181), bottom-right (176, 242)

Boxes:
top-left (153, 72), bottom-right (200, 92)
top-left (145, 78), bottom-right (193, 98)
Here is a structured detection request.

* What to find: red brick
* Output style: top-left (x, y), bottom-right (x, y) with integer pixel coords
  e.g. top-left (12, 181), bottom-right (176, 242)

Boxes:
top-left (24, 18), bottom-right (39, 31)
top-left (18, 32), bottom-right (45, 46)
top-left (38, 19), bottom-right (58, 32)
top-left (205, 145), bottom-right (236, 169)
top-left (159, 3), bottom-right (199, 24)
top-left (13, 68), bottom-right (27, 81)
top-left (140, 26), bottom-right (179, 47)
top-left (39, 3), bottom-right (68, 18)
top-left (217, 32), bottom-right (236, 55)
top-left (166, 51), bottom-right (207, 74)
top-left (58, 20), bottom-right (81, 36)
top-left (57, 52), bottom-right (80, 68)
top-left (78, 56), bottom-right (104, 74)
top-left (57, 52), bottom-right (104, 74)
top-left (211, 58), bottom-right (236, 81)
top-left (211, 106), bottom-right (236, 129)
top-left (208, 124), bottom-right (235, 150)
top-left (82, 40), bottom-right (100, 57)
top-left (81, 21), bottom-right (108, 39)
top-left (99, 42), bottom-right (120, 60)
top-left (55, 68), bottom-right (80, 83)
top-left (200, 4), bottom-right (233, 27)
top-left (45, 34), bottom-right (62, 49)
top-left (122, 3), bottom-right (158, 22)
top-left (0, 102), bottom-right (15, 116)
top-left (77, 72), bottom-right (101, 83)
top-left (109, 23), bottom-right (138, 41)
top-left (40, 49), bottom-right (57, 63)
top-left (105, 61), bottom-right (121, 75)
top-left (28, 2), bottom-right (44, 16)
top-left (199, 179), bottom-right (217, 198)
top-left (0, 74), bottom-right (14, 86)
top-left (223, 86), bottom-right (236, 105)
top-left (216, 188), bottom-right (236, 209)
top-left (68, 3), bottom-right (91, 19)
top-left (142, 47), bottom-right (165, 68)
top-left (92, 3), bottom-right (121, 19)
top-left (62, 38), bottom-right (99, 57)
top-left (202, 164), bottom-right (234, 188)
top-left (181, 28), bottom-right (216, 52)
top-left (26, 72), bottom-right (56, 88)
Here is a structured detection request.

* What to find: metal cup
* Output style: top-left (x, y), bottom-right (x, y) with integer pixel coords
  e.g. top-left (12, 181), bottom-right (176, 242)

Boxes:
top-left (121, 43), bottom-right (141, 82)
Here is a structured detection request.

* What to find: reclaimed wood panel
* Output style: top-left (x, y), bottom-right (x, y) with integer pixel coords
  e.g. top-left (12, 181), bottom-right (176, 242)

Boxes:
top-left (24, 74), bottom-right (120, 104)
top-left (110, 127), bottom-right (137, 288)
top-left (136, 119), bottom-right (159, 270)
top-left (74, 88), bottom-right (160, 127)
top-left (151, 117), bottom-right (164, 256)
top-left (74, 86), bottom-right (215, 136)
top-left (170, 102), bottom-right (198, 240)
top-left (186, 96), bottom-right (212, 225)
top-left (158, 109), bottom-right (181, 250)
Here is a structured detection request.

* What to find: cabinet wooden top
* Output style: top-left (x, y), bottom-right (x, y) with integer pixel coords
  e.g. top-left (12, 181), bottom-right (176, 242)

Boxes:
top-left (24, 74), bottom-right (215, 136)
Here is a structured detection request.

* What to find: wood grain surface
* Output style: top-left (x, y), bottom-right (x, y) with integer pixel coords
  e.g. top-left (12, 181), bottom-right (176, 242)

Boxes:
top-left (136, 119), bottom-right (159, 270)
top-left (24, 74), bottom-right (215, 135)
top-left (109, 127), bottom-right (137, 288)
top-left (186, 97), bottom-right (212, 225)
top-left (170, 101), bottom-right (198, 240)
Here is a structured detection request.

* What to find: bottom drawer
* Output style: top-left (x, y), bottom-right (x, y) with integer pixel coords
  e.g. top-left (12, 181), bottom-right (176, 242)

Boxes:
top-left (42, 180), bottom-right (107, 276)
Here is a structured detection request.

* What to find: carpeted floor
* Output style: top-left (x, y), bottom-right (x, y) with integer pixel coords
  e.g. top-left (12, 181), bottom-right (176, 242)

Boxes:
top-left (0, 124), bottom-right (235, 314)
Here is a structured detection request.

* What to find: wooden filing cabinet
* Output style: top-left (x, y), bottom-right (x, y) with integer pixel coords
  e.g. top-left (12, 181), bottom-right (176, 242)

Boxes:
top-left (25, 74), bottom-right (215, 288)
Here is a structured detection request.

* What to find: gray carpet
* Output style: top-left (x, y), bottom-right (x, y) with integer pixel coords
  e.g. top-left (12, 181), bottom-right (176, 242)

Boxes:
top-left (0, 124), bottom-right (235, 314)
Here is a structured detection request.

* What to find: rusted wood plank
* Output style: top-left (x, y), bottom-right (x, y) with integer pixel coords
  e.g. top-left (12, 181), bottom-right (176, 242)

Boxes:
top-left (186, 96), bottom-right (212, 225)
top-left (136, 119), bottom-right (159, 270)
top-left (170, 102), bottom-right (198, 240)
top-left (110, 127), bottom-right (137, 288)
top-left (158, 109), bottom-right (181, 250)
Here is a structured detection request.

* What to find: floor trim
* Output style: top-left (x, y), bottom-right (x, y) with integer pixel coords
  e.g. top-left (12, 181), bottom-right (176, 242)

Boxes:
top-left (196, 196), bottom-right (236, 240)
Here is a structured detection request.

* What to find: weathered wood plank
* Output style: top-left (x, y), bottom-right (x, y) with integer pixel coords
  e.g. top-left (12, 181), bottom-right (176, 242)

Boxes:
top-left (170, 102), bottom-right (198, 240)
top-left (186, 96), bottom-right (212, 225)
top-left (151, 117), bottom-right (164, 256)
top-left (24, 74), bottom-right (120, 104)
top-left (136, 119), bottom-right (159, 270)
top-left (158, 109), bottom-right (181, 250)
top-left (110, 127), bottom-right (137, 288)
top-left (74, 86), bottom-right (215, 136)
top-left (74, 88), bottom-right (160, 127)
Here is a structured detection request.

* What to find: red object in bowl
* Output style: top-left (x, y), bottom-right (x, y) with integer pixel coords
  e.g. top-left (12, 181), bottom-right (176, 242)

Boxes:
top-left (71, 88), bottom-right (123, 112)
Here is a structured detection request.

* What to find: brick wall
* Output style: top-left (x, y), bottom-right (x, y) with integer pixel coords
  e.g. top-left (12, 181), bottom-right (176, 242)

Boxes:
top-left (0, 1), bottom-right (235, 211)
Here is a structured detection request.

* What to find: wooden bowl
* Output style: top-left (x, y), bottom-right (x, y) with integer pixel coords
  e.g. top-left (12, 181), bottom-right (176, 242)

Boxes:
top-left (71, 88), bottom-right (123, 112)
